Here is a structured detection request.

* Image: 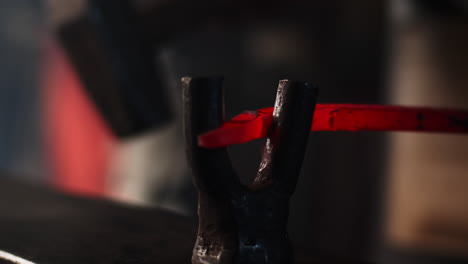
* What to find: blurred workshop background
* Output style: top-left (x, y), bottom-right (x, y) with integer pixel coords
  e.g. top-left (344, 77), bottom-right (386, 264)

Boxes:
top-left (0, 0), bottom-right (467, 263)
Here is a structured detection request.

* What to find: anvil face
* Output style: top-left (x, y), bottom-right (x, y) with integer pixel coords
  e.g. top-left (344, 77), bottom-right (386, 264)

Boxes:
top-left (0, 177), bottom-right (338, 264)
top-left (0, 178), bottom-right (196, 264)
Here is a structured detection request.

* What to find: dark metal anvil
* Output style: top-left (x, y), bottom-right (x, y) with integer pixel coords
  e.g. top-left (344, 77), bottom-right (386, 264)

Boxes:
top-left (182, 77), bottom-right (318, 264)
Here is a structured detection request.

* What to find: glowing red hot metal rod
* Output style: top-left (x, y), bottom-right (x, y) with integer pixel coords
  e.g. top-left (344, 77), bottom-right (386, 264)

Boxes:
top-left (198, 104), bottom-right (468, 148)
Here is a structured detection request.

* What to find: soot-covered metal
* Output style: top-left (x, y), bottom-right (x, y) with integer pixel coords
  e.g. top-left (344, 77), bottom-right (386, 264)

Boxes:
top-left (183, 77), bottom-right (318, 264)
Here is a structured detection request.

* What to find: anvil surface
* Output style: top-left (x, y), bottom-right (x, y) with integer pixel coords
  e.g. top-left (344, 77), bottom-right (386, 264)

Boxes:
top-left (0, 176), bottom-right (373, 263)
top-left (0, 177), bottom-right (195, 264)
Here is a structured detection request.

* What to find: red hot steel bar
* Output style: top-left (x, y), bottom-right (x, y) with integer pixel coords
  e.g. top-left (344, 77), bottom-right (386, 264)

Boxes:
top-left (198, 104), bottom-right (468, 148)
